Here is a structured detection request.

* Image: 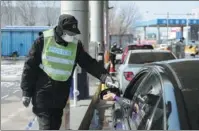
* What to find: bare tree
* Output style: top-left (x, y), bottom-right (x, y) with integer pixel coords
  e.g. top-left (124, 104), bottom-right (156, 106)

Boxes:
top-left (17, 1), bottom-right (38, 26)
top-left (42, 1), bottom-right (58, 26)
top-left (108, 2), bottom-right (141, 45)
top-left (109, 3), bottom-right (141, 34)
top-left (108, 3), bottom-right (119, 34)
top-left (1, 1), bottom-right (15, 25)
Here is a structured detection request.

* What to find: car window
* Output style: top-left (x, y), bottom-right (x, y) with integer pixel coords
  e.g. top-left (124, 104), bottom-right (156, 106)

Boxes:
top-left (128, 52), bottom-right (175, 64)
top-left (128, 72), bottom-right (163, 130)
top-left (123, 69), bottom-right (151, 100)
top-left (129, 45), bottom-right (153, 50)
top-left (146, 96), bottom-right (164, 130)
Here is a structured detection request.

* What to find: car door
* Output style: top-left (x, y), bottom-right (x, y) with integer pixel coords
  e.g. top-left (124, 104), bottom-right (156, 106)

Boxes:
top-left (127, 67), bottom-right (164, 130)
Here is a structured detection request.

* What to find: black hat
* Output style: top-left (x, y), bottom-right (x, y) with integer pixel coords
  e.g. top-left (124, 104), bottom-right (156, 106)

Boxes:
top-left (58, 14), bottom-right (81, 35)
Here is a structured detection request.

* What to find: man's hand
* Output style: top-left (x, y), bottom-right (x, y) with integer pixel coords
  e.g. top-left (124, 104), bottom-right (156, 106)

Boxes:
top-left (133, 103), bottom-right (139, 113)
top-left (22, 97), bottom-right (31, 107)
top-left (103, 92), bottom-right (116, 101)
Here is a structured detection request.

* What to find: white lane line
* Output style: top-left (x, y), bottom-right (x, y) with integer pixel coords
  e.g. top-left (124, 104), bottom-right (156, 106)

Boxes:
top-left (13, 90), bottom-right (20, 94)
top-left (1, 107), bottom-right (26, 124)
top-left (1, 95), bottom-right (9, 99)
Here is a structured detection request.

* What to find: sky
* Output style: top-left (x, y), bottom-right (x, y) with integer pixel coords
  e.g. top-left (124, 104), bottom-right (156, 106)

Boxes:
top-left (110, 1), bottom-right (199, 33)
top-left (111, 1), bottom-right (199, 20)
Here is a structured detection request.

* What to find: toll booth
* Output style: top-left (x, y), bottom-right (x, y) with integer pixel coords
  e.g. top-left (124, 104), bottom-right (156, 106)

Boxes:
top-left (135, 18), bottom-right (199, 44)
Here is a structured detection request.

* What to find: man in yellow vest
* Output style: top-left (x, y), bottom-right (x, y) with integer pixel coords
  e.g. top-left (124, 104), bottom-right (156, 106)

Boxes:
top-left (20, 14), bottom-right (114, 130)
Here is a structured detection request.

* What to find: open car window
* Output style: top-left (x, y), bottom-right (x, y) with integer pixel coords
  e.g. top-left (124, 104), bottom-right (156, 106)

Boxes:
top-left (128, 72), bottom-right (164, 130)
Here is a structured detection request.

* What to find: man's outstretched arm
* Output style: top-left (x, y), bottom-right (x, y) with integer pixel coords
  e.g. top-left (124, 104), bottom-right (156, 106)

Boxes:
top-left (76, 41), bottom-right (109, 83)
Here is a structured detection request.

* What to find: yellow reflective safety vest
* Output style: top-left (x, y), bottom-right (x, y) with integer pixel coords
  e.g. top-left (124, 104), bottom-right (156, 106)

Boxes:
top-left (39, 29), bottom-right (78, 81)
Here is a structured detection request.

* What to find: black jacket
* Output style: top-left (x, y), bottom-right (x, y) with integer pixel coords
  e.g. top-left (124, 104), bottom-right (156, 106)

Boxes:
top-left (20, 27), bottom-right (109, 109)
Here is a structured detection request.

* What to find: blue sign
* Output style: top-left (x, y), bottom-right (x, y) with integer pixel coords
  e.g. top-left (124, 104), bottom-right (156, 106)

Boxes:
top-left (135, 18), bottom-right (199, 27)
top-left (157, 19), bottom-right (199, 25)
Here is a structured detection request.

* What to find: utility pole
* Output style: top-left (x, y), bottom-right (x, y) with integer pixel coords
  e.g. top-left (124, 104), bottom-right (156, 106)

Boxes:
top-left (166, 12), bottom-right (169, 45)
top-left (154, 12), bottom-right (169, 45)
top-left (145, 11), bottom-right (149, 43)
top-left (154, 12), bottom-right (193, 45)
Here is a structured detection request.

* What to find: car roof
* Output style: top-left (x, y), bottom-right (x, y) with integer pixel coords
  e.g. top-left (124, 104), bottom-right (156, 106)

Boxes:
top-left (154, 59), bottom-right (199, 129)
top-left (128, 49), bottom-right (171, 54)
top-left (157, 59), bottom-right (199, 90)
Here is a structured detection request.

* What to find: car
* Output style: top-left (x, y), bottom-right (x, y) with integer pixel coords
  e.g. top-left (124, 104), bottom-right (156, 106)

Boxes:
top-left (185, 41), bottom-right (199, 56)
top-left (122, 59), bottom-right (199, 130)
top-left (117, 50), bottom-right (177, 93)
top-left (157, 43), bottom-right (171, 51)
top-left (121, 44), bottom-right (154, 64)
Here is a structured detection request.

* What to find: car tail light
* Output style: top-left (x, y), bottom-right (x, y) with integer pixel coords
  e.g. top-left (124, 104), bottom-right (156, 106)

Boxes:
top-left (124, 72), bottom-right (134, 81)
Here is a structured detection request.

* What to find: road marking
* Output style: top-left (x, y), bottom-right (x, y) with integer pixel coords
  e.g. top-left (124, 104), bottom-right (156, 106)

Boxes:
top-left (1, 95), bottom-right (9, 99)
top-left (1, 107), bottom-right (26, 124)
top-left (13, 90), bottom-right (20, 94)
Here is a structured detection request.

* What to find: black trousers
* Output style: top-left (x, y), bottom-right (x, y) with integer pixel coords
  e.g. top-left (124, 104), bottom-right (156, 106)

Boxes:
top-left (33, 107), bottom-right (63, 130)
top-left (110, 53), bottom-right (116, 68)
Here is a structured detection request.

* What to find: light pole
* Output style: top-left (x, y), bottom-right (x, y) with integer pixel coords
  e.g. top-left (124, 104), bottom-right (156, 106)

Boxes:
top-left (166, 12), bottom-right (169, 45)
top-left (154, 12), bottom-right (170, 45)
top-left (106, 6), bottom-right (114, 50)
top-left (146, 11), bottom-right (149, 41)
top-left (186, 13), bottom-right (193, 45)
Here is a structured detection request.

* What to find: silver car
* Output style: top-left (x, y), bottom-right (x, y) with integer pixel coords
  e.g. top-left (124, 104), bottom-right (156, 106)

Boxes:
top-left (117, 50), bottom-right (177, 93)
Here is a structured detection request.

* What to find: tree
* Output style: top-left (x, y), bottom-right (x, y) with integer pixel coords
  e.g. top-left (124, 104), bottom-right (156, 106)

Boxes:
top-left (108, 2), bottom-right (142, 45)
top-left (1, 1), bottom-right (15, 25)
top-left (42, 1), bottom-right (58, 26)
top-left (17, 1), bottom-right (38, 26)
top-left (108, 2), bottom-right (142, 34)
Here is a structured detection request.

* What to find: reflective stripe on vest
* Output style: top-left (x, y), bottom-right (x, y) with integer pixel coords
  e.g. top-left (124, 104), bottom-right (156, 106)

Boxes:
top-left (40, 29), bottom-right (78, 81)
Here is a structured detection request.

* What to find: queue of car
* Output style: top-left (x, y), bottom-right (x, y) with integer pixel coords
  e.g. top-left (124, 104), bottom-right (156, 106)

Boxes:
top-left (117, 49), bottom-right (176, 93)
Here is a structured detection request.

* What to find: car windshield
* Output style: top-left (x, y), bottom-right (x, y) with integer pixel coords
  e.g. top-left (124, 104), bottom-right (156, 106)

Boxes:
top-left (128, 52), bottom-right (175, 64)
top-left (128, 45), bottom-right (154, 50)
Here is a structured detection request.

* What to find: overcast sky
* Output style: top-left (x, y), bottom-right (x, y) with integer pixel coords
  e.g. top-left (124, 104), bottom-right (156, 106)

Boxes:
top-left (112, 1), bottom-right (199, 20)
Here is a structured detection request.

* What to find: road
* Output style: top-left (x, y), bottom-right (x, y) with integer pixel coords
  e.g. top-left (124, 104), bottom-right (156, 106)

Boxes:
top-left (1, 60), bottom-right (34, 130)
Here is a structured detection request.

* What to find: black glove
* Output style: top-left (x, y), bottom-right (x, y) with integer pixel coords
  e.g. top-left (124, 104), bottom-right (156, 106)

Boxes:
top-left (105, 75), bottom-right (115, 88)
top-left (116, 97), bottom-right (131, 109)
top-left (22, 96), bottom-right (31, 107)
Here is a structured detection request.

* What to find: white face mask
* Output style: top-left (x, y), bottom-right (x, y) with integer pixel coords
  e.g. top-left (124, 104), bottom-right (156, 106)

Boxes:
top-left (61, 34), bottom-right (74, 42)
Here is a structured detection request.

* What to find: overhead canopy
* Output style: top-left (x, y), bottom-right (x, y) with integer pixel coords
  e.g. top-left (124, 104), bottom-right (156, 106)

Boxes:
top-left (135, 18), bottom-right (199, 27)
